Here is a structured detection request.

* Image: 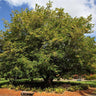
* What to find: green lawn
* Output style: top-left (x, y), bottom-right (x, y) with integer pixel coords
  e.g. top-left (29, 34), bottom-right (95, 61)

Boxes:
top-left (10, 78), bottom-right (96, 87)
top-left (0, 78), bottom-right (96, 89)
top-left (59, 80), bottom-right (96, 87)
top-left (0, 80), bottom-right (9, 87)
top-left (0, 78), bottom-right (96, 93)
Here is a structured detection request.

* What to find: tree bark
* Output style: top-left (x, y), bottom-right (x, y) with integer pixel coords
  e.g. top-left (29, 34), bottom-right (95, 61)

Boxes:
top-left (44, 77), bottom-right (53, 86)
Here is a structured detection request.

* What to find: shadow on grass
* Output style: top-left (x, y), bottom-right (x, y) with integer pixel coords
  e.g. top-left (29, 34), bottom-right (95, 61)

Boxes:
top-left (0, 80), bottom-right (9, 88)
top-left (6, 79), bottom-right (95, 95)
top-left (11, 80), bottom-right (73, 89)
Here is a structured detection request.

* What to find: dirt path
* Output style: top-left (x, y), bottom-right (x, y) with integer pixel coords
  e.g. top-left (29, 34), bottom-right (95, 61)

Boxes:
top-left (0, 88), bottom-right (96, 96)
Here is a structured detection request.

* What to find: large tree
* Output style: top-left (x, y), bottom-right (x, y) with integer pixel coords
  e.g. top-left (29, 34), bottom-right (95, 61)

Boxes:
top-left (0, 2), bottom-right (96, 84)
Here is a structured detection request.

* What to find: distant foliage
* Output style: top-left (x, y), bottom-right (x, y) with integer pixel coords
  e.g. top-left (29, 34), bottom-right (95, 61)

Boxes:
top-left (85, 74), bottom-right (96, 80)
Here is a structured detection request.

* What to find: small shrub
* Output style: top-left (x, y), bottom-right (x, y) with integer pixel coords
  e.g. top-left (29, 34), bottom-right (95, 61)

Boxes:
top-left (44, 87), bottom-right (53, 92)
top-left (73, 85), bottom-right (82, 90)
top-left (67, 85), bottom-right (82, 91)
top-left (54, 87), bottom-right (65, 93)
top-left (8, 84), bottom-right (15, 89)
top-left (81, 74), bottom-right (87, 78)
top-left (15, 87), bottom-right (19, 91)
top-left (31, 87), bottom-right (37, 92)
top-left (85, 74), bottom-right (96, 80)
top-left (67, 86), bottom-right (76, 91)
top-left (68, 77), bottom-right (73, 80)
top-left (1, 84), bottom-right (15, 89)
top-left (73, 74), bottom-right (79, 79)
top-left (15, 85), bottom-right (25, 91)
top-left (79, 84), bottom-right (89, 90)
top-left (67, 84), bottom-right (89, 92)
top-left (36, 87), bottom-right (43, 92)
top-left (1, 84), bottom-right (8, 88)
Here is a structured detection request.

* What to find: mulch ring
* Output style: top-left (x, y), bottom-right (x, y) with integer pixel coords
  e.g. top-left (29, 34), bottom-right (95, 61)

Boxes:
top-left (0, 88), bottom-right (21, 96)
top-left (0, 88), bottom-right (96, 96)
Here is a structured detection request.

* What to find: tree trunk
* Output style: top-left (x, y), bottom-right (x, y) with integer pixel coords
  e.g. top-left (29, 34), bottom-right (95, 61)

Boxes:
top-left (31, 78), bottom-right (33, 82)
top-left (44, 77), bottom-right (53, 86)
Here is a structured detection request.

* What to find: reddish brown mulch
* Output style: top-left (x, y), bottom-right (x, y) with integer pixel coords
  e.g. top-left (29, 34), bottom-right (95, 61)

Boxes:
top-left (0, 88), bottom-right (21, 96)
top-left (0, 88), bottom-right (96, 96)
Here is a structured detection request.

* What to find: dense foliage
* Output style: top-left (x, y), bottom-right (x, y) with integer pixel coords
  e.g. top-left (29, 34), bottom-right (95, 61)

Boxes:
top-left (0, 2), bottom-right (96, 84)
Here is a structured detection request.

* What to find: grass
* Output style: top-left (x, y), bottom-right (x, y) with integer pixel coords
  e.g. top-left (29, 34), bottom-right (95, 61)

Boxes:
top-left (59, 80), bottom-right (96, 87)
top-left (33, 78), bottom-right (43, 81)
top-left (7, 78), bottom-right (96, 88)
top-left (1, 78), bottom-right (96, 87)
top-left (0, 78), bottom-right (6, 81)
top-left (0, 78), bottom-right (96, 93)
top-left (0, 80), bottom-right (9, 87)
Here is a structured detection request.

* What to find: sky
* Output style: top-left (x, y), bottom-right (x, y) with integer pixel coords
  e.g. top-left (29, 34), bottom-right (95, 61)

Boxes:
top-left (0, 0), bottom-right (96, 39)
